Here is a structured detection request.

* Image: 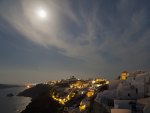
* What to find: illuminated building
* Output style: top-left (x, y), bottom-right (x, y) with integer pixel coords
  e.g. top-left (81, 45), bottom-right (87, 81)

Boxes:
top-left (120, 71), bottom-right (129, 80)
top-left (51, 91), bottom-right (76, 105)
top-left (86, 91), bottom-right (94, 97)
top-left (70, 81), bottom-right (84, 89)
top-left (79, 102), bottom-right (86, 111)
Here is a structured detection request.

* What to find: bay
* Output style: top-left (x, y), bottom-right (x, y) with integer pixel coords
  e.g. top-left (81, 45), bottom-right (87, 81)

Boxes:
top-left (0, 87), bottom-right (31, 113)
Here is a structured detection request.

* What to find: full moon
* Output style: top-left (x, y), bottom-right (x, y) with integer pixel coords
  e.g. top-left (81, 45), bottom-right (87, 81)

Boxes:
top-left (37, 9), bottom-right (47, 19)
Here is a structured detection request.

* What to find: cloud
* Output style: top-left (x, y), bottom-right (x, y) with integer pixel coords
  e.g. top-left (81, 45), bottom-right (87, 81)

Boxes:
top-left (0, 0), bottom-right (150, 76)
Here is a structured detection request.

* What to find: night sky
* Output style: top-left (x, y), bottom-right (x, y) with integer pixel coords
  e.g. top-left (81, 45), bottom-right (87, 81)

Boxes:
top-left (0, 0), bottom-right (150, 84)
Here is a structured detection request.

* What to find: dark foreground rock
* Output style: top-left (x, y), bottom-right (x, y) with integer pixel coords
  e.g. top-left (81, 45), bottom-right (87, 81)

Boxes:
top-left (21, 94), bottom-right (62, 113)
top-left (19, 84), bottom-right (63, 113)
top-left (18, 84), bottom-right (52, 99)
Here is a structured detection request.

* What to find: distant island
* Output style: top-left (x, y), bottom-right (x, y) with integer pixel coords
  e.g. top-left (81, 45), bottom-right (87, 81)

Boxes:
top-left (0, 84), bottom-right (22, 89)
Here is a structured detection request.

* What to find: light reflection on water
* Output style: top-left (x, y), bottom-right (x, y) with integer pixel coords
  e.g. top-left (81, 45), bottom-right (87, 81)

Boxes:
top-left (0, 87), bottom-right (31, 113)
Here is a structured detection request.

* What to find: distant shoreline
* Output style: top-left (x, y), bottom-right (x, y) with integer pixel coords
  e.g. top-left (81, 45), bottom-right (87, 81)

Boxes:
top-left (0, 84), bottom-right (24, 89)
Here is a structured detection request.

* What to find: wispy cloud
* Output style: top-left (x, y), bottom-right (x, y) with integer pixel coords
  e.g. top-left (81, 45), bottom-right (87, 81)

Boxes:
top-left (0, 0), bottom-right (150, 77)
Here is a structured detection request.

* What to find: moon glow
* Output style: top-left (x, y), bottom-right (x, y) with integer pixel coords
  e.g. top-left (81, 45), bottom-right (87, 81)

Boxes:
top-left (36, 9), bottom-right (47, 19)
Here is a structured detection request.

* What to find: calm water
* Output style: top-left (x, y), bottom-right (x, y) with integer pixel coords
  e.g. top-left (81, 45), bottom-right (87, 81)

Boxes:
top-left (0, 87), bottom-right (31, 113)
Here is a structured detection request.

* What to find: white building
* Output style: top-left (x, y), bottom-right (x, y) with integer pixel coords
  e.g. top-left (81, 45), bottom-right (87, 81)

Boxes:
top-left (95, 90), bottom-right (116, 106)
top-left (114, 100), bottom-right (136, 109)
top-left (111, 109), bottom-right (131, 113)
top-left (117, 82), bottom-right (142, 99)
top-left (95, 70), bottom-right (150, 113)
top-left (117, 71), bottom-right (150, 99)
top-left (137, 97), bottom-right (150, 113)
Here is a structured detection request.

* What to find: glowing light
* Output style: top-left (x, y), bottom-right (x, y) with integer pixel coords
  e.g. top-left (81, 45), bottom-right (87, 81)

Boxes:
top-left (79, 102), bottom-right (86, 111)
top-left (36, 9), bottom-right (47, 19)
top-left (81, 91), bottom-right (84, 94)
top-left (106, 81), bottom-right (109, 84)
top-left (92, 80), bottom-right (96, 84)
top-left (51, 91), bottom-right (76, 105)
top-left (96, 84), bottom-right (102, 87)
top-left (26, 85), bottom-right (31, 88)
top-left (86, 91), bottom-right (94, 97)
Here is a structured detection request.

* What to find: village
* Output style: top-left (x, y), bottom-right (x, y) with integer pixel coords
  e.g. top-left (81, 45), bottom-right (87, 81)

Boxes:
top-left (47, 76), bottom-right (109, 112)
top-left (45, 70), bottom-right (150, 113)
top-left (21, 70), bottom-right (150, 113)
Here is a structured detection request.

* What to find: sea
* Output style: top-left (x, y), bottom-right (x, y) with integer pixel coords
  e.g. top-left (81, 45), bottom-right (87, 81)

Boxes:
top-left (0, 87), bottom-right (31, 113)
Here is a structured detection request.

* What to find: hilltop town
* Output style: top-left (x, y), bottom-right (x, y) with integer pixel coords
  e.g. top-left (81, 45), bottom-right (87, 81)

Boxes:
top-left (95, 70), bottom-right (150, 113)
top-left (19, 70), bottom-right (150, 113)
